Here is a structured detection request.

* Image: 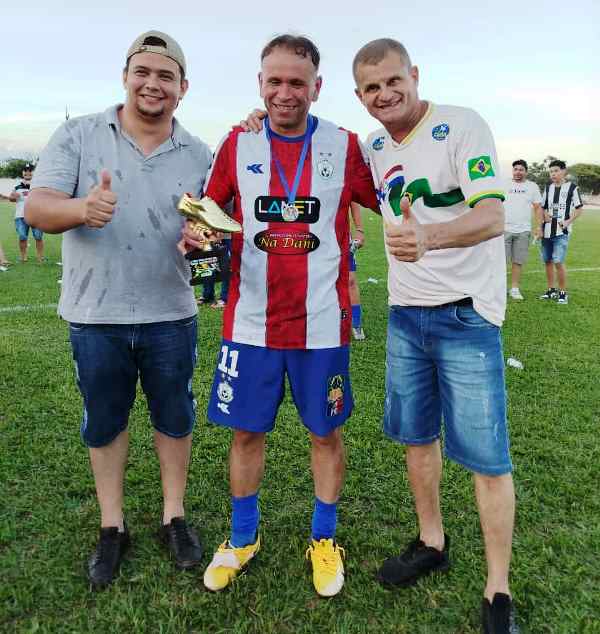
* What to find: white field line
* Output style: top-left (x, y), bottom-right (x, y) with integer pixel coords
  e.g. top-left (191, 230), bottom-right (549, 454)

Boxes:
top-left (0, 303), bottom-right (58, 314)
top-left (524, 267), bottom-right (600, 275)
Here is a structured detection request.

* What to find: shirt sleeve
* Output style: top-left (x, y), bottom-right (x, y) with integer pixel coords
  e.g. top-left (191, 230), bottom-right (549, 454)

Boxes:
top-left (346, 133), bottom-right (379, 212)
top-left (454, 110), bottom-right (505, 208)
top-left (30, 120), bottom-right (82, 196)
top-left (573, 185), bottom-right (583, 209)
top-left (204, 132), bottom-right (236, 208)
top-left (531, 182), bottom-right (542, 204)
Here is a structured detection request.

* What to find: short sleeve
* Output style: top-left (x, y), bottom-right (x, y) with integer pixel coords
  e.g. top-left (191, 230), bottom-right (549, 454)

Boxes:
top-left (531, 182), bottom-right (542, 204)
top-left (573, 186), bottom-right (583, 209)
top-left (347, 133), bottom-right (379, 211)
top-left (204, 132), bottom-right (236, 207)
top-left (454, 110), bottom-right (505, 208)
top-left (31, 121), bottom-right (81, 196)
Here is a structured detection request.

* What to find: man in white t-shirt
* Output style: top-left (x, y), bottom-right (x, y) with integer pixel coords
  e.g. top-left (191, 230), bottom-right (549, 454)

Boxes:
top-left (504, 160), bottom-right (542, 300)
top-left (353, 39), bottom-right (519, 633)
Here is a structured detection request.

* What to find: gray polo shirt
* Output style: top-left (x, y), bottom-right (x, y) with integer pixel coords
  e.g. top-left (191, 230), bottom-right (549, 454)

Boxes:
top-left (32, 105), bottom-right (212, 324)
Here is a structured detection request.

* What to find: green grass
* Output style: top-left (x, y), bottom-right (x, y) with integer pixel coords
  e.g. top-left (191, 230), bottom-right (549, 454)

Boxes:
top-left (1, 202), bottom-right (599, 633)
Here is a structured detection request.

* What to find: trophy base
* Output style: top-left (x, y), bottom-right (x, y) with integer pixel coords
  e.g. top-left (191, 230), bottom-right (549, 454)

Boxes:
top-left (185, 244), bottom-right (230, 286)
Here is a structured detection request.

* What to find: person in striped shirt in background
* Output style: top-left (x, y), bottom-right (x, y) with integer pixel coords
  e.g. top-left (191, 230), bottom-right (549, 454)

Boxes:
top-left (538, 159), bottom-right (584, 304)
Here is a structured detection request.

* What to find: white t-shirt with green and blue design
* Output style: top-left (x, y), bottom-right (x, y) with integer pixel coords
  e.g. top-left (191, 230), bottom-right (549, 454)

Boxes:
top-left (366, 103), bottom-right (507, 326)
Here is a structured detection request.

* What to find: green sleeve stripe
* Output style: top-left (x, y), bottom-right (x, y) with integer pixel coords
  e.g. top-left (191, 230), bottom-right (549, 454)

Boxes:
top-left (467, 190), bottom-right (506, 208)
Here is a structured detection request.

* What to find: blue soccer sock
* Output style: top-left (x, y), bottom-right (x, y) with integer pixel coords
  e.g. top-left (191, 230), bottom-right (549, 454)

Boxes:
top-left (351, 304), bottom-right (362, 328)
top-left (311, 497), bottom-right (337, 541)
top-left (230, 493), bottom-right (260, 548)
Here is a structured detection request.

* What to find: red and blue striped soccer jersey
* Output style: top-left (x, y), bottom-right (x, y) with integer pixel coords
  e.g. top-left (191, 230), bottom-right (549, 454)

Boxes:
top-left (205, 119), bottom-right (378, 349)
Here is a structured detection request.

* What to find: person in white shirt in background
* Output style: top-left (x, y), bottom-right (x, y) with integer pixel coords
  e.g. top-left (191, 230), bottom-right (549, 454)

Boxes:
top-left (503, 160), bottom-right (542, 300)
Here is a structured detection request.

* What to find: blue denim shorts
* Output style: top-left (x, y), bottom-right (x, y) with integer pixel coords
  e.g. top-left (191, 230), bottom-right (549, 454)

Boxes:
top-left (69, 317), bottom-right (198, 447)
top-left (384, 303), bottom-right (512, 475)
top-left (208, 338), bottom-right (353, 437)
top-left (540, 234), bottom-right (570, 264)
top-left (15, 217), bottom-right (43, 241)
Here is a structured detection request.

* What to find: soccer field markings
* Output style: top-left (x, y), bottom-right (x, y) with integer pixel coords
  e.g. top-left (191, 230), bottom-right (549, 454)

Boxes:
top-left (524, 266), bottom-right (600, 275)
top-left (0, 302), bottom-right (58, 314)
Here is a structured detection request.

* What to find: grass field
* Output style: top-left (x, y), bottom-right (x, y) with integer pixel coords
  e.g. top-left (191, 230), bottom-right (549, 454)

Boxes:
top-left (1, 201), bottom-right (599, 633)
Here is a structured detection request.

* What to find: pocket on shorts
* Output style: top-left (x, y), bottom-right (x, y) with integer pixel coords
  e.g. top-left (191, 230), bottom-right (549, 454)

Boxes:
top-left (69, 322), bottom-right (87, 333)
top-left (452, 306), bottom-right (494, 328)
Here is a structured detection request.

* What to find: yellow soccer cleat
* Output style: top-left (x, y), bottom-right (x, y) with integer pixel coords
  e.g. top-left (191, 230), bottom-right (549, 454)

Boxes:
top-left (177, 194), bottom-right (242, 234)
top-left (203, 536), bottom-right (260, 592)
top-left (306, 538), bottom-right (346, 597)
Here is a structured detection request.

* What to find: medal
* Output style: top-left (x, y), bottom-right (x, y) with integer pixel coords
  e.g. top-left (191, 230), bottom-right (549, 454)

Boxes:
top-left (265, 115), bottom-right (316, 222)
top-left (281, 202), bottom-right (300, 222)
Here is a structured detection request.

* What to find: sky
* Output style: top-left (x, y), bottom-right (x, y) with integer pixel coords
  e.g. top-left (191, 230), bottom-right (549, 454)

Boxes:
top-left (1, 0), bottom-right (599, 174)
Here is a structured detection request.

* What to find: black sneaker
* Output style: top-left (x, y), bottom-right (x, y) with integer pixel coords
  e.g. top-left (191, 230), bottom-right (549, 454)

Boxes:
top-left (87, 526), bottom-right (130, 589)
top-left (557, 290), bottom-right (568, 305)
top-left (539, 287), bottom-right (558, 300)
top-left (377, 534), bottom-right (450, 587)
top-left (482, 593), bottom-right (520, 633)
top-left (158, 517), bottom-right (203, 569)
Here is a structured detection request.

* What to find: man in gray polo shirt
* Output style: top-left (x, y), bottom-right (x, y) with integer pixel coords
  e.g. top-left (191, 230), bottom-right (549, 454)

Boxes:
top-left (26, 31), bottom-right (212, 589)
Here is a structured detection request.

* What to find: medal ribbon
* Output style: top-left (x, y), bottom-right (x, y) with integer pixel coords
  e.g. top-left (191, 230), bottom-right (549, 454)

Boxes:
top-left (265, 115), bottom-right (315, 207)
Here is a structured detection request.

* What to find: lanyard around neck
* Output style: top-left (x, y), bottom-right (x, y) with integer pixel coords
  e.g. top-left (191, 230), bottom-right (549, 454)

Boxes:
top-left (265, 115), bottom-right (315, 206)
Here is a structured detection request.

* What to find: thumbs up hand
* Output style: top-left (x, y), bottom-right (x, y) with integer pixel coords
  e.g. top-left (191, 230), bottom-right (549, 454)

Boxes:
top-left (384, 196), bottom-right (428, 262)
top-left (83, 169), bottom-right (117, 228)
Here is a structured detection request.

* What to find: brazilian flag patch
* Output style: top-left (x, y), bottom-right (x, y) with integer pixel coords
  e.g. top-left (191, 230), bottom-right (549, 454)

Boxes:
top-left (468, 155), bottom-right (495, 181)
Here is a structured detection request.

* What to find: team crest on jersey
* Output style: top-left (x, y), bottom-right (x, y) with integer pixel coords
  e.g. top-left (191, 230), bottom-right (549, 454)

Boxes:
top-left (432, 123), bottom-right (450, 141)
top-left (254, 229), bottom-right (320, 255)
top-left (255, 196), bottom-right (320, 223)
top-left (217, 381), bottom-right (234, 403)
top-left (468, 155), bottom-right (495, 180)
top-left (317, 158), bottom-right (334, 179)
top-left (372, 136), bottom-right (385, 151)
top-left (326, 375), bottom-right (344, 417)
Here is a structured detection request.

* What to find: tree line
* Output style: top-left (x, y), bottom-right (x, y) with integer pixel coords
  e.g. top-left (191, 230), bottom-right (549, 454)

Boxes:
top-left (0, 159), bottom-right (37, 178)
top-left (2, 156), bottom-right (600, 195)
top-left (527, 156), bottom-right (600, 195)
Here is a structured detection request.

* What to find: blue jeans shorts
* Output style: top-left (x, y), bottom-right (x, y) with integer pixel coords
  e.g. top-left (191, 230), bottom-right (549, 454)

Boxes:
top-left (540, 234), bottom-right (570, 264)
top-left (15, 217), bottom-right (43, 241)
top-left (69, 317), bottom-right (198, 447)
top-left (384, 302), bottom-right (512, 475)
top-left (208, 338), bottom-right (353, 437)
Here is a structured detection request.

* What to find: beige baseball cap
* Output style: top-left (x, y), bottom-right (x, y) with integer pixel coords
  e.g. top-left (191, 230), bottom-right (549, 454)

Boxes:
top-left (126, 30), bottom-right (186, 77)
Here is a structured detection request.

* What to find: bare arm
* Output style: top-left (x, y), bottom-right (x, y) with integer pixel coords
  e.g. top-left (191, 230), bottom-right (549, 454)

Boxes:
top-left (533, 202), bottom-right (543, 237)
top-left (385, 197), bottom-right (504, 262)
top-left (26, 170), bottom-right (117, 234)
top-left (424, 197), bottom-right (503, 251)
top-left (349, 201), bottom-right (365, 247)
top-left (563, 206), bottom-right (583, 230)
top-left (26, 189), bottom-right (85, 233)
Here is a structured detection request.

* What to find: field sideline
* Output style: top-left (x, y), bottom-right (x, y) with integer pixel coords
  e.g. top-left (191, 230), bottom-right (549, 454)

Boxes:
top-left (1, 202), bottom-right (599, 633)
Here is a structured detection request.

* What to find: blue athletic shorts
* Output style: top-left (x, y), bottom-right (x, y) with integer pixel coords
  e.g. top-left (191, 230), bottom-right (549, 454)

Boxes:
top-left (540, 234), bottom-right (569, 264)
top-left (208, 338), bottom-right (353, 436)
top-left (69, 317), bottom-right (198, 447)
top-left (384, 303), bottom-right (512, 476)
top-left (349, 250), bottom-right (357, 272)
top-left (15, 217), bottom-right (43, 241)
